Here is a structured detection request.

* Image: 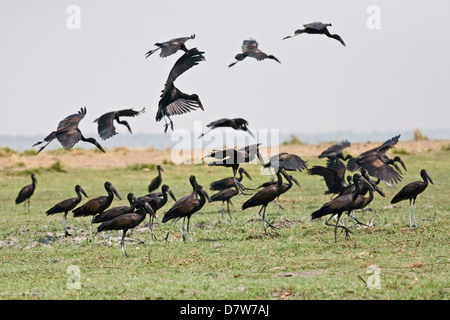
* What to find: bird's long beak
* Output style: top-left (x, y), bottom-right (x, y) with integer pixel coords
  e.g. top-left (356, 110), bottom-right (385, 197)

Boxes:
top-left (242, 169), bottom-right (252, 181)
top-left (426, 172), bottom-right (434, 185)
top-left (168, 189), bottom-right (177, 202)
top-left (292, 176), bottom-right (301, 187)
top-left (81, 188), bottom-right (88, 198)
top-left (373, 184), bottom-right (385, 197)
top-left (112, 186), bottom-right (122, 201)
top-left (202, 187), bottom-right (212, 203)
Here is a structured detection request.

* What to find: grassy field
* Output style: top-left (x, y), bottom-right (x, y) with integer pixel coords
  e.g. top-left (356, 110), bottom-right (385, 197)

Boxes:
top-left (0, 141), bottom-right (449, 301)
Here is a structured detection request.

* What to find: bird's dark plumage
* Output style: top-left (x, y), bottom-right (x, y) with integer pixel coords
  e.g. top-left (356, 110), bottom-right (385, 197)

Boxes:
top-left (94, 108), bottom-right (145, 140)
top-left (46, 184), bottom-right (88, 236)
top-left (391, 169), bottom-right (433, 228)
top-left (15, 174), bottom-right (37, 211)
top-left (33, 107), bottom-right (105, 153)
top-left (145, 35), bottom-right (195, 58)
top-left (148, 165), bottom-right (164, 193)
top-left (199, 118), bottom-right (255, 139)
top-left (155, 48), bottom-right (205, 133)
top-left (229, 39), bottom-right (281, 68)
top-left (283, 22), bottom-right (346, 47)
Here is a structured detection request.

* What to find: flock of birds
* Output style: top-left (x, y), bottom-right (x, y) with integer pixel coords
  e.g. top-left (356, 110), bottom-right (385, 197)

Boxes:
top-left (15, 135), bottom-right (433, 255)
top-left (13, 23), bottom-right (434, 256)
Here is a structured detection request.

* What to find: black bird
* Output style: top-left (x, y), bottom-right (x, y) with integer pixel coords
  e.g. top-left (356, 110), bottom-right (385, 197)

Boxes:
top-left (97, 196), bottom-right (154, 257)
top-left (308, 158), bottom-right (349, 195)
top-left (162, 184), bottom-right (211, 241)
top-left (210, 184), bottom-right (239, 219)
top-left (138, 184), bottom-right (177, 239)
top-left (257, 173), bottom-right (300, 215)
top-left (283, 22), bottom-right (346, 47)
top-left (145, 35), bottom-right (195, 58)
top-left (263, 152), bottom-right (307, 179)
top-left (15, 174), bottom-right (37, 212)
top-left (148, 165), bottom-right (164, 193)
top-left (94, 108), bottom-right (145, 140)
top-left (242, 170), bottom-right (285, 233)
top-left (210, 168), bottom-right (252, 191)
top-left (155, 48), bottom-right (205, 133)
top-left (311, 174), bottom-right (374, 242)
top-left (92, 192), bottom-right (136, 224)
top-left (199, 118), bottom-right (255, 139)
top-left (391, 169), bottom-right (433, 228)
top-left (203, 143), bottom-right (265, 193)
top-left (46, 185), bottom-right (88, 237)
top-left (229, 39), bottom-right (281, 68)
top-left (33, 107), bottom-right (105, 153)
top-left (318, 140), bottom-right (352, 161)
top-left (347, 135), bottom-right (407, 186)
top-left (72, 181), bottom-right (122, 242)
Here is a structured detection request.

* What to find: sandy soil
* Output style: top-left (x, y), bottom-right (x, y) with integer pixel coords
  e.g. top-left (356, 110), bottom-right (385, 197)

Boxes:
top-left (1, 139), bottom-right (449, 171)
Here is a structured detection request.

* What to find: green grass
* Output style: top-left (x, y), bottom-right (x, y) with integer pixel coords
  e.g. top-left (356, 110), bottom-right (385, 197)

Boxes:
top-left (0, 148), bottom-right (449, 300)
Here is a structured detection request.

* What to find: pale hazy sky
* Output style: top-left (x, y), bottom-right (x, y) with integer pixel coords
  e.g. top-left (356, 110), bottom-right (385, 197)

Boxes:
top-left (1, 0), bottom-right (449, 140)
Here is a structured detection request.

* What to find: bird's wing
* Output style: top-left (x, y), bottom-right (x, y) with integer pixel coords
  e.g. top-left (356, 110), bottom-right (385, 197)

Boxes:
top-left (56, 129), bottom-right (82, 150)
top-left (248, 49), bottom-right (269, 61)
top-left (361, 158), bottom-right (402, 185)
top-left (303, 22), bottom-right (328, 30)
top-left (117, 108), bottom-right (145, 118)
top-left (376, 135), bottom-right (400, 155)
top-left (165, 98), bottom-right (202, 116)
top-left (326, 158), bottom-right (346, 180)
top-left (207, 118), bottom-right (234, 128)
top-left (165, 48), bottom-right (205, 87)
top-left (318, 140), bottom-right (351, 158)
top-left (232, 118), bottom-right (249, 127)
top-left (277, 153), bottom-right (308, 171)
top-left (242, 39), bottom-right (258, 52)
top-left (57, 107), bottom-right (86, 131)
top-left (94, 112), bottom-right (117, 140)
top-left (308, 166), bottom-right (339, 192)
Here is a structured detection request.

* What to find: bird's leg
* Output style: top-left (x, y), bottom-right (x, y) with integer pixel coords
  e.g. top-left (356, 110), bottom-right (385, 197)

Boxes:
top-left (258, 205), bottom-right (275, 233)
top-left (149, 215), bottom-right (157, 240)
top-left (62, 211), bottom-right (71, 237)
top-left (187, 217), bottom-right (192, 241)
top-left (226, 200), bottom-right (232, 219)
top-left (221, 202), bottom-right (224, 219)
top-left (121, 230), bottom-right (128, 257)
top-left (164, 219), bottom-right (176, 241)
top-left (89, 217), bottom-right (94, 243)
top-left (408, 199), bottom-right (413, 228)
top-left (116, 231), bottom-right (120, 246)
top-left (163, 117), bottom-right (170, 134)
top-left (234, 177), bottom-right (252, 195)
top-left (108, 231), bottom-right (112, 246)
top-left (175, 217), bottom-right (185, 241)
top-left (412, 198), bottom-right (418, 228)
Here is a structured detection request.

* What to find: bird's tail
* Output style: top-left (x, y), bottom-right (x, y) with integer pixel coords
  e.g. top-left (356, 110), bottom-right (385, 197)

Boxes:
top-left (97, 220), bottom-right (113, 233)
top-left (311, 204), bottom-right (332, 220)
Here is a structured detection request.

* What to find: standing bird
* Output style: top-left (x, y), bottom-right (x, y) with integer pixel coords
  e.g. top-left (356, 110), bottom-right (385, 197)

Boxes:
top-left (347, 135), bottom-right (406, 186)
top-left (33, 107), bottom-right (105, 153)
top-left (162, 184), bottom-right (211, 241)
top-left (155, 48), bottom-right (205, 133)
top-left (391, 169), bottom-right (434, 228)
top-left (139, 184), bottom-right (177, 239)
top-left (72, 181), bottom-right (122, 242)
top-left (94, 108), bottom-right (145, 140)
top-left (15, 174), bottom-right (37, 212)
top-left (210, 184), bottom-right (239, 219)
top-left (97, 196), bottom-right (154, 257)
top-left (148, 165), bottom-right (164, 193)
top-left (198, 118), bottom-right (255, 139)
top-left (145, 35), bottom-right (195, 58)
top-left (229, 39), bottom-right (281, 68)
top-left (242, 170), bottom-right (285, 233)
top-left (257, 173), bottom-right (300, 215)
top-left (203, 143), bottom-right (265, 193)
top-left (209, 167), bottom-right (252, 191)
top-left (311, 174), bottom-right (374, 242)
top-left (283, 22), bottom-right (346, 47)
top-left (46, 185), bottom-right (88, 237)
